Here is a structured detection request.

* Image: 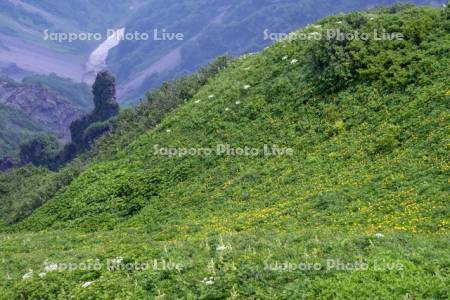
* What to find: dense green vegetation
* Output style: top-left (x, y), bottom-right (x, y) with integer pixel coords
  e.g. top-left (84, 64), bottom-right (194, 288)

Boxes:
top-left (0, 159), bottom-right (89, 227)
top-left (110, 0), bottom-right (442, 104)
top-left (0, 56), bottom-right (230, 227)
top-left (19, 134), bottom-right (60, 167)
top-left (0, 0), bottom-right (442, 103)
top-left (0, 230), bottom-right (448, 299)
top-left (0, 4), bottom-right (449, 299)
top-left (0, 165), bottom-right (52, 226)
top-left (0, 104), bottom-right (46, 158)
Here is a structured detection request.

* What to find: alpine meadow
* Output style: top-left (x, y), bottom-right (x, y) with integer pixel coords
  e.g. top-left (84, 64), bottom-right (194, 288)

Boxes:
top-left (0, 2), bottom-right (449, 299)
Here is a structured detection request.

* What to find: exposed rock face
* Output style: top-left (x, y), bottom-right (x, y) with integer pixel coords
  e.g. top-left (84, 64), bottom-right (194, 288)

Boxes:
top-left (92, 70), bottom-right (120, 120)
top-left (70, 71), bottom-right (119, 148)
top-left (0, 79), bottom-right (82, 141)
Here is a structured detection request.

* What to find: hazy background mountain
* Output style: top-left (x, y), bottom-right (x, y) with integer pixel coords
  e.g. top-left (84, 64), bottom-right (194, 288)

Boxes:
top-left (0, 0), bottom-right (132, 80)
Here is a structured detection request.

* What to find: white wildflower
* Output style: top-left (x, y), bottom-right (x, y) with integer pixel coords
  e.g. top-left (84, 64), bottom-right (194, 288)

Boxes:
top-left (22, 269), bottom-right (33, 280)
top-left (166, 129), bottom-right (171, 133)
top-left (282, 55), bottom-right (288, 60)
top-left (194, 99), bottom-right (201, 104)
top-left (81, 281), bottom-right (93, 288)
top-left (38, 272), bottom-right (46, 278)
top-left (375, 232), bottom-right (384, 238)
top-left (243, 84), bottom-right (251, 90)
top-left (216, 245), bottom-right (227, 251)
top-left (225, 108), bottom-right (230, 112)
top-left (208, 94), bottom-right (215, 99)
top-left (290, 59), bottom-right (298, 65)
top-left (201, 277), bottom-right (215, 285)
top-left (235, 101), bottom-right (241, 105)
top-left (216, 236), bottom-right (232, 251)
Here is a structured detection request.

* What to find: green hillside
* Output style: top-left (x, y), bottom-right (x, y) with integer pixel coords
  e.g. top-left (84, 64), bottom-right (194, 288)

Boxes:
top-left (0, 5), bottom-right (449, 299)
top-left (111, 0), bottom-right (444, 104)
top-left (0, 56), bottom-right (230, 228)
top-left (0, 104), bottom-right (47, 158)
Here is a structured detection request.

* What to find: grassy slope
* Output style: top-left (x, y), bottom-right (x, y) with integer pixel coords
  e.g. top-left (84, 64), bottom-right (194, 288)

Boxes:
top-left (0, 5), bottom-right (449, 299)
top-left (0, 166), bottom-right (52, 225)
top-left (0, 56), bottom-right (229, 228)
top-left (0, 161), bottom-right (90, 226)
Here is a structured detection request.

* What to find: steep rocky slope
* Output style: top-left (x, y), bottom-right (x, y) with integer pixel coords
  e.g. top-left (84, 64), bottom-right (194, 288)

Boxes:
top-left (0, 79), bottom-right (82, 144)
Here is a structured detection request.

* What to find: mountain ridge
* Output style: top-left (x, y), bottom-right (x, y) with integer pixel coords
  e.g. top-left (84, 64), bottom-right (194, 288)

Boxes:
top-left (0, 4), bottom-right (449, 298)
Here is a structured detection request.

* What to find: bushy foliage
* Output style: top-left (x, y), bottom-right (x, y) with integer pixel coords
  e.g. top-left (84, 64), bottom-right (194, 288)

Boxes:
top-left (111, 0), bottom-right (441, 104)
top-left (16, 3), bottom-right (450, 239)
top-left (99, 56), bottom-right (232, 158)
top-left (0, 160), bottom-right (89, 224)
top-left (0, 57), bottom-right (230, 226)
top-left (19, 134), bottom-right (60, 167)
top-left (0, 166), bottom-right (51, 224)
top-left (0, 230), bottom-right (449, 299)
top-left (0, 104), bottom-right (46, 158)
top-left (305, 5), bottom-right (448, 94)
top-left (1, 6), bottom-right (449, 298)
top-left (54, 142), bottom-right (78, 165)
top-left (82, 121), bottom-right (114, 148)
